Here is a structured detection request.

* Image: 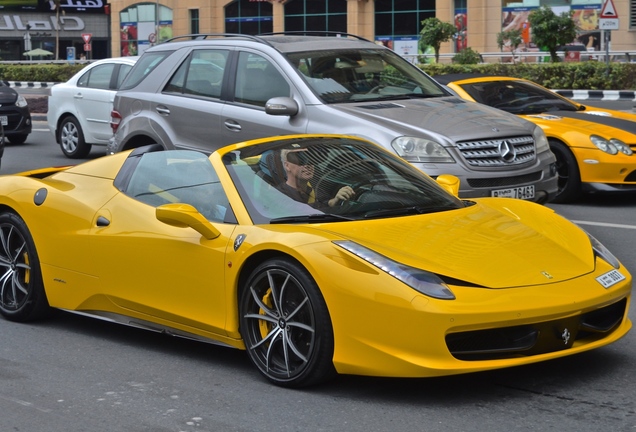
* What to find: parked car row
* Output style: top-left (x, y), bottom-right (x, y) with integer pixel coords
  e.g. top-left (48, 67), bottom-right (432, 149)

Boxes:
top-left (44, 33), bottom-right (635, 204)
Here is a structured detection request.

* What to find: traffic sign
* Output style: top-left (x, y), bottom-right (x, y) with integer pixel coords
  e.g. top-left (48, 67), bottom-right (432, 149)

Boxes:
top-left (600, 0), bottom-right (618, 18)
top-left (82, 33), bottom-right (92, 44)
top-left (84, 43), bottom-right (92, 51)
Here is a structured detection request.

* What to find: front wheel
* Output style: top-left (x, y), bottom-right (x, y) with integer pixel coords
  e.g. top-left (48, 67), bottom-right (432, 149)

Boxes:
top-left (550, 140), bottom-right (581, 203)
top-left (0, 212), bottom-right (50, 322)
top-left (7, 134), bottom-right (28, 145)
top-left (59, 116), bottom-right (91, 159)
top-left (239, 258), bottom-right (335, 388)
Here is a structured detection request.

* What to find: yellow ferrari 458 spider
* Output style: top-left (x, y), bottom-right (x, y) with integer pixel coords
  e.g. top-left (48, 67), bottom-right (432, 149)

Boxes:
top-left (434, 74), bottom-right (636, 203)
top-left (0, 134), bottom-right (631, 387)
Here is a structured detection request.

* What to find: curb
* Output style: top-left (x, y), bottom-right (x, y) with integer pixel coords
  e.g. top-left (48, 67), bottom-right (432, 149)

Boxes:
top-left (7, 81), bottom-right (57, 88)
top-left (553, 89), bottom-right (636, 101)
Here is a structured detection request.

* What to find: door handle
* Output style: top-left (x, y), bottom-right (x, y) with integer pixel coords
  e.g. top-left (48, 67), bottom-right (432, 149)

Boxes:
top-left (156, 106), bottom-right (170, 115)
top-left (224, 119), bottom-right (241, 132)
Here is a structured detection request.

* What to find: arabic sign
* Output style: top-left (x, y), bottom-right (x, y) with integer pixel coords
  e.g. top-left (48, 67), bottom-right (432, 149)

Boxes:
top-left (0, 0), bottom-right (106, 13)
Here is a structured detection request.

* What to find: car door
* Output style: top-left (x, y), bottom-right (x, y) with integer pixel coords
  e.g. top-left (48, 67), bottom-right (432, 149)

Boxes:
top-left (89, 151), bottom-right (236, 335)
top-left (220, 51), bottom-right (307, 145)
top-left (76, 62), bottom-right (133, 143)
top-left (155, 49), bottom-right (228, 153)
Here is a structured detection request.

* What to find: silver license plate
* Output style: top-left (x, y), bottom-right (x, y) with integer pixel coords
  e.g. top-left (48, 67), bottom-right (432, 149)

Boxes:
top-left (596, 269), bottom-right (626, 288)
top-left (0, 116), bottom-right (6, 126)
top-left (491, 185), bottom-right (535, 200)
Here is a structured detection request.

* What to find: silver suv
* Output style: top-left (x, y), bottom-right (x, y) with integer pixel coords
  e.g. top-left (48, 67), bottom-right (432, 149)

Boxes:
top-left (109, 33), bottom-right (557, 201)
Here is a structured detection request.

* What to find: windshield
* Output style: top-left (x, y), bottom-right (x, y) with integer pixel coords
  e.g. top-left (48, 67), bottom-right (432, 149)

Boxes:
top-left (458, 80), bottom-right (578, 115)
top-left (286, 48), bottom-right (448, 104)
top-left (223, 136), bottom-right (464, 225)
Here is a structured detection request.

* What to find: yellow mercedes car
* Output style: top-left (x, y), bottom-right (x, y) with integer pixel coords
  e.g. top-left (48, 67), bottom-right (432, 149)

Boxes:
top-left (0, 134), bottom-right (631, 387)
top-left (434, 74), bottom-right (636, 203)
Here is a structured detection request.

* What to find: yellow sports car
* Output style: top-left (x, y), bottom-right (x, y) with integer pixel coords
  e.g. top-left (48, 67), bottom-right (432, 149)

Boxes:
top-left (0, 134), bottom-right (631, 387)
top-left (434, 74), bottom-right (636, 203)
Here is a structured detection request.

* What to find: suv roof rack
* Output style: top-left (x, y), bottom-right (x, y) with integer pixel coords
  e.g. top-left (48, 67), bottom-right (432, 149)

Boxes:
top-left (261, 31), bottom-right (372, 43)
top-left (163, 33), bottom-right (273, 47)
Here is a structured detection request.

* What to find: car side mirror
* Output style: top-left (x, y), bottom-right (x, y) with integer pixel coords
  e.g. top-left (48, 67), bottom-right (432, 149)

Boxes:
top-left (156, 203), bottom-right (221, 240)
top-left (436, 174), bottom-right (460, 197)
top-left (265, 97), bottom-right (299, 117)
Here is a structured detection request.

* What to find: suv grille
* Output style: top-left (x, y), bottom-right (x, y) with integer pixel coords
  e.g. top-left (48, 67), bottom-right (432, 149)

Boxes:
top-left (456, 136), bottom-right (536, 167)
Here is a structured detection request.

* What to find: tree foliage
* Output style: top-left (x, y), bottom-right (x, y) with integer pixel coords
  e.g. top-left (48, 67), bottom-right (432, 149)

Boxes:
top-left (497, 29), bottom-right (523, 64)
top-left (419, 18), bottom-right (457, 63)
top-left (528, 6), bottom-right (577, 63)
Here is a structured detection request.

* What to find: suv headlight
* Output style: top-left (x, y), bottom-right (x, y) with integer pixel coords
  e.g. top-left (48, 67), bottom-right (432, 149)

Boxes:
top-left (391, 136), bottom-right (454, 163)
top-left (533, 126), bottom-right (550, 153)
top-left (334, 240), bottom-right (456, 300)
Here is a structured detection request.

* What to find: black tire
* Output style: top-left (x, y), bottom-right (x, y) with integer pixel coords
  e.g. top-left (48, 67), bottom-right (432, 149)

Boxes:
top-left (7, 134), bottom-right (28, 145)
top-left (0, 212), bottom-right (50, 322)
top-left (59, 116), bottom-right (91, 159)
top-left (550, 140), bottom-right (581, 203)
top-left (239, 258), bottom-right (336, 388)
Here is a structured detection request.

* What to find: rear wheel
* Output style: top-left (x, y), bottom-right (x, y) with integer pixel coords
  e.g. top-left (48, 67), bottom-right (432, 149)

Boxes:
top-left (0, 212), bottom-right (50, 322)
top-left (550, 140), bottom-right (581, 203)
top-left (59, 116), bottom-right (91, 158)
top-left (239, 258), bottom-right (335, 388)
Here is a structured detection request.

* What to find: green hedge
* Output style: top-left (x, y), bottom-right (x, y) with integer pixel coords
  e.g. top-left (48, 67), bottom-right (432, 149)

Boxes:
top-left (420, 62), bottom-right (636, 90)
top-left (3, 61), bottom-right (636, 90)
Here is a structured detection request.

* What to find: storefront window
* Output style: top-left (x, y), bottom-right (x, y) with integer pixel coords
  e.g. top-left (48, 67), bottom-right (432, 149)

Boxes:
top-left (120, 3), bottom-right (173, 56)
top-left (284, 0), bottom-right (346, 33)
top-left (225, 0), bottom-right (273, 35)
top-left (375, 0), bottom-right (435, 57)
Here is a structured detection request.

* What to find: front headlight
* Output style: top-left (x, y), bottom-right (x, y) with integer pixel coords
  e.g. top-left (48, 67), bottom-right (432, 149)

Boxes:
top-left (391, 136), bottom-right (455, 163)
top-left (587, 232), bottom-right (621, 269)
top-left (533, 126), bottom-right (550, 153)
top-left (609, 138), bottom-right (633, 156)
top-left (334, 240), bottom-right (456, 300)
top-left (16, 95), bottom-right (28, 108)
top-left (590, 135), bottom-right (618, 155)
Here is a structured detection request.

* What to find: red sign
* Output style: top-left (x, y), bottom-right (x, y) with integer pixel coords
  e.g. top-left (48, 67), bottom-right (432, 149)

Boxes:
top-left (600, 0), bottom-right (618, 18)
top-left (82, 33), bottom-right (92, 44)
top-left (84, 43), bottom-right (92, 52)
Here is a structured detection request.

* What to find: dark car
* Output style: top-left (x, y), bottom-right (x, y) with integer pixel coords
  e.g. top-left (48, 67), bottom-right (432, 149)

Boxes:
top-left (0, 81), bottom-right (32, 145)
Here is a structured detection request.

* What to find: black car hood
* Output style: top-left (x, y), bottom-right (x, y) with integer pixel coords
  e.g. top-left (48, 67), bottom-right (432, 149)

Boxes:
top-left (0, 86), bottom-right (18, 105)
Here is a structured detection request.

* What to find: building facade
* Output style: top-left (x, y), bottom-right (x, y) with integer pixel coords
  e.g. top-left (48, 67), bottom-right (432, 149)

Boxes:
top-left (1, 0), bottom-right (634, 62)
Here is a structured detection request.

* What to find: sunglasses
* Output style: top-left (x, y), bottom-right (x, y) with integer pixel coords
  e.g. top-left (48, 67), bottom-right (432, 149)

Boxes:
top-left (286, 151), bottom-right (313, 166)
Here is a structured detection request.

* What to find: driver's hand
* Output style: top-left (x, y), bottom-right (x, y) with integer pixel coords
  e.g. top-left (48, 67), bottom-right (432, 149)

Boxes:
top-left (328, 186), bottom-right (355, 207)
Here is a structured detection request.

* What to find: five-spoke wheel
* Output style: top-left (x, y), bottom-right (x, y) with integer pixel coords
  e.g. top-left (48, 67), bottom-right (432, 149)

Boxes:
top-left (239, 258), bottom-right (335, 388)
top-left (0, 212), bottom-right (49, 322)
top-left (59, 116), bottom-right (91, 159)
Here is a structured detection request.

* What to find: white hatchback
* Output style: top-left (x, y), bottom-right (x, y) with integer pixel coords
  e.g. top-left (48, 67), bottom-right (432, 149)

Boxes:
top-left (48, 57), bottom-right (138, 158)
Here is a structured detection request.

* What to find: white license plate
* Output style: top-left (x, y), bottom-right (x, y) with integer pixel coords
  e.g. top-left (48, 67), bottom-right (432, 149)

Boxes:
top-left (491, 185), bottom-right (535, 200)
top-left (0, 116), bottom-right (6, 126)
top-left (596, 269), bottom-right (626, 288)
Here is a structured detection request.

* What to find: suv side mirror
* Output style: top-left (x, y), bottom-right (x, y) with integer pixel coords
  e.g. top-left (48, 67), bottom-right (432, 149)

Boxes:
top-left (265, 97), bottom-right (299, 117)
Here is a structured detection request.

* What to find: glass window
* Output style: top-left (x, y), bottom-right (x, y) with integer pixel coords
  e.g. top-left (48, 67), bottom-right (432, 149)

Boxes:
top-left (78, 64), bottom-right (115, 90)
top-left (234, 52), bottom-right (290, 107)
top-left (284, 0), bottom-right (347, 33)
top-left (224, 0), bottom-right (273, 35)
top-left (120, 4), bottom-right (174, 56)
top-left (164, 50), bottom-right (228, 99)
top-left (190, 9), bottom-right (200, 34)
top-left (120, 52), bottom-right (170, 90)
top-left (375, 0), bottom-right (435, 42)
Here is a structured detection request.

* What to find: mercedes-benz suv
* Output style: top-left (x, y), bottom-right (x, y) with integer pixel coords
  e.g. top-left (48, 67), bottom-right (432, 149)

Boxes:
top-left (109, 33), bottom-right (557, 201)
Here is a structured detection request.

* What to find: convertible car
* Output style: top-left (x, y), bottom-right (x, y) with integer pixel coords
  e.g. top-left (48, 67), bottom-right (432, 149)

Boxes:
top-left (0, 134), bottom-right (631, 387)
top-left (434, 74), bottom-right (636, 203)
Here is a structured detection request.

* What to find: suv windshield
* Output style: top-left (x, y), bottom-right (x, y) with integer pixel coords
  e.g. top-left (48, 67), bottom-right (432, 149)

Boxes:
top-left (286, 48), bottom-right (448, 104)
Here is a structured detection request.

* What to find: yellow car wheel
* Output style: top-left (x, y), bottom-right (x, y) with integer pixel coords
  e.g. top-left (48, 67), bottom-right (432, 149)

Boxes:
top-left (550, 140), bottom-right (582, 203)
top-left (0, 212), bottom-right (50, 322)
top-left (239, 258), bottom-right (335, 388)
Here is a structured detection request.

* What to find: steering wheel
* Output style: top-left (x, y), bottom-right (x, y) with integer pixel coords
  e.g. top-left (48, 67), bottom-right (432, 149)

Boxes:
top-left (366, 84), bottom-right (386, 95)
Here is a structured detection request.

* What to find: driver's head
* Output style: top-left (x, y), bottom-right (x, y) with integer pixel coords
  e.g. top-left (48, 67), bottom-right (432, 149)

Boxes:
top-left (282, 148), bottom-right (315, 182)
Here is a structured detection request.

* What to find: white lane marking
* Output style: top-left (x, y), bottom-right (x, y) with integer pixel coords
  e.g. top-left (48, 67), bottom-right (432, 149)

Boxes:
top-left (573, 220), bottom-right (636, 230)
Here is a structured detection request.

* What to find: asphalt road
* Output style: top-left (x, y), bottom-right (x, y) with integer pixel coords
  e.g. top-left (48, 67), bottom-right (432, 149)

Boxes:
top-left (0, 125), bottom-right (634, 432)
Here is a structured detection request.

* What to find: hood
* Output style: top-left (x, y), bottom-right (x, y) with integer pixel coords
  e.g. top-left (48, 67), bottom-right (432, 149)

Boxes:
top-left (548, 109), bottom-right (636, 135)
top-left (319, 199), bottom-right (594, 289)
top-left (330, 96), bottom-right (535, 143)
top-left (0, 86), bottom-right (18, 105)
